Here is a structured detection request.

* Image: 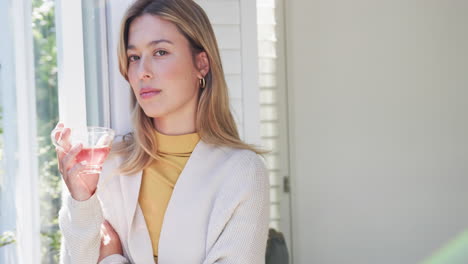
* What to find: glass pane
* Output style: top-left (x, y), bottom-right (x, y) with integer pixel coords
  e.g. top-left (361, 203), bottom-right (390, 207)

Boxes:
top-left (0, 103), bottom-right (3, 191)
top-left (0, 0), bottom-right (19, 261)
top-left (32, 0), bottom-right (61, 262)
top-left (82, 0), bottom-right (109, 127)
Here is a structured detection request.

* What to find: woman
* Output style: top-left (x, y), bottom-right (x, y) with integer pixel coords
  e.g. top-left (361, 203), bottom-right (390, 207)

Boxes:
top-left (55, 0), bottom-right (270, 263)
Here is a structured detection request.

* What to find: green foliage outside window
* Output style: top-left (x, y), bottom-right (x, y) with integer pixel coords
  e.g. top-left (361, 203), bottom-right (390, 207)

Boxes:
top-left (0, 231), bottom-right (15, 247)
top-left (0, 1), bottom-right (61, 262)
top-left (32, 0), bottom-right (61, 263)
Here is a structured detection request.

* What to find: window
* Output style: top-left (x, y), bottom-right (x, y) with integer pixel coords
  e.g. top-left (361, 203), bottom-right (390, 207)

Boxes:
top-left (1, 0), bottom-right (42, 262)
top-left (32, 0), bottom-right (61, 262)
top-left (82, 0), bottom-right (111, 127)
top-left (0, 0), bottom-right (84, 262)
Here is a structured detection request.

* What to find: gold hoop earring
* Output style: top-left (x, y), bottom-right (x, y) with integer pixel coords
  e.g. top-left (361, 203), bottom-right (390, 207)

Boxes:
top-left (199, 77), bottom-right (206, 89)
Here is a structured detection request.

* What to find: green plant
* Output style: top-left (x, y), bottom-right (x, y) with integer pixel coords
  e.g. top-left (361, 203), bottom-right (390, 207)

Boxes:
top-left (0, 231), bottom-right (16, 247)
top-left (0, 1), bottom-right (60, 261)
top-left (32, 0), bottom-right (61, 262)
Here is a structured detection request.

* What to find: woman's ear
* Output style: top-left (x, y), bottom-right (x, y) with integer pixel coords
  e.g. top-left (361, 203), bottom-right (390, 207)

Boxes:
top-left (196, 51), bottom-right (210, 78)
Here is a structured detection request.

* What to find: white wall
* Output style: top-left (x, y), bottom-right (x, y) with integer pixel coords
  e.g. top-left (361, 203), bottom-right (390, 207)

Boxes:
top-left (285, 0), bottom-right (468, 263)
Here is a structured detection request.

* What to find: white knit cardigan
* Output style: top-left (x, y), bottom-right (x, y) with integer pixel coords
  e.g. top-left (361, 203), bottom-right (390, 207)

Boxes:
top-left (58, 140), bottom-right (270, 264)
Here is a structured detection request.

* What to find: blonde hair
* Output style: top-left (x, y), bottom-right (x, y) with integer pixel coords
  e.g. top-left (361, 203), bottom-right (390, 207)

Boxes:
top-left (113, 0), bottom-right (264, 175)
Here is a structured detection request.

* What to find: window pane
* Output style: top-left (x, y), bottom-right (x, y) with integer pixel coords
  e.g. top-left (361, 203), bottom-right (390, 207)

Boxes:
top-left (0, 105), bottom-right (3, 189)
top-left (32, 0), bottom-right (61, 262)
top-left (82, 0), bottom-right (109, 127)
top-left (0, 0), bottom-right (19, 261)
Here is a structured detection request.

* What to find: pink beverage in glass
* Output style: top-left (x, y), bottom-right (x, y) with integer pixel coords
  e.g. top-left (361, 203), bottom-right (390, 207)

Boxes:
top-left (75, 146), bottom-right (111, 174)
top-left (51, 126), bottom-right (115, 174)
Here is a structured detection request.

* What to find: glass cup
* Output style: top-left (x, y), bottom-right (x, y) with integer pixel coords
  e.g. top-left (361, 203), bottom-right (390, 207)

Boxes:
top-left (51, 126), bottom-right (115, 174)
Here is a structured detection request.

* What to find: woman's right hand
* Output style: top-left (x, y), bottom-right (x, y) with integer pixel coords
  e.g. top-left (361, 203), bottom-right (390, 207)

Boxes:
top-left (53, 123), bottom-right (100, 201)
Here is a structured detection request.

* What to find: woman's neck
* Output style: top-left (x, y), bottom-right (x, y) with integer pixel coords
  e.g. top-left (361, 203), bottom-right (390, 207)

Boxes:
top-left (152, 114), bottom-right (196, 136)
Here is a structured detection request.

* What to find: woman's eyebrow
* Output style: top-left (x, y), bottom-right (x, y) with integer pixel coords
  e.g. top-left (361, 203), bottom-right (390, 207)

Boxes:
top-left (127, 39), bottom-right (174, 50)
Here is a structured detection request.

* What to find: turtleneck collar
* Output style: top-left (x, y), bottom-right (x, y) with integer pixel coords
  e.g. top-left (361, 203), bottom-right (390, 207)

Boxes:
top-left (154, 130), bottom-right (200, 154)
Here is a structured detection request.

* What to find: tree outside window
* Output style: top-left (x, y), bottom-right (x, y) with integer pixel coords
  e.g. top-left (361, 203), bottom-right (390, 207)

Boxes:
top-left (32, 0), bottom-right (61, 262)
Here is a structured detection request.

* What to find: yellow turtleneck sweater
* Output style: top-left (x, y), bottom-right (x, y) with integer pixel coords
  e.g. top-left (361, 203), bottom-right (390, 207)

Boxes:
top-left (138, 130), bottom-right (200, 260)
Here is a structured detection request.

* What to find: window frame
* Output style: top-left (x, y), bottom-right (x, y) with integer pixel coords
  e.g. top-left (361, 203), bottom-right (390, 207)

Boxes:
top-left (55, 0), bottom-right (88, 129)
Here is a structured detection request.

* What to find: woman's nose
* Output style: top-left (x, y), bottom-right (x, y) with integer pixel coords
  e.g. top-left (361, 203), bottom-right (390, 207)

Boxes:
top-left (138, 58), bottom-right (153, 80)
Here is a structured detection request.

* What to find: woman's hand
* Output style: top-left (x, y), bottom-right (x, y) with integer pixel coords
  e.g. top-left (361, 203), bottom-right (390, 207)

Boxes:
top-left (98, 220), bottom-right (123, 263)
top-left (53, 123), bottom-right (100, 201)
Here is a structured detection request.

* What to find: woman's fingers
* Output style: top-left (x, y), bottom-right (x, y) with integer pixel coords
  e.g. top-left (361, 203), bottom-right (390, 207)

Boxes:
top-left (100, 220), bottom-right (120, 245)
top-left (101, 220), bottom-right (118, 239)
top-left (98, 220), bottom-right (123, 262)
top-left (56, 147), bottom-right (65, 174)
top-left (53, 124), bottom-right (65, 142)
top-left (61, 143), bottom-right (83, 174)
top-left (64, 162), bottom-right (85, 182)
top-left (60, 128), bottom-right (72, 151)
top-left (53, 123), bottom-right (100, 201)
top-left (103, 220), bottom-right (116, 233)
top-left (54, 124), bottom-right (73, 175)
top-left (54, 122), bottom-right (64, 131)
top-left (54, 126), bottom-right (72, 152)
top-left (101, 221), bottom-right (110, 241)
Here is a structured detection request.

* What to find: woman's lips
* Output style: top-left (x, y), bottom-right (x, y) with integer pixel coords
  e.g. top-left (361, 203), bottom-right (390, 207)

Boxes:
top-left (140, 88), bottom-right (162, 99)
top-left (140, 91), bottom-right (161, 99)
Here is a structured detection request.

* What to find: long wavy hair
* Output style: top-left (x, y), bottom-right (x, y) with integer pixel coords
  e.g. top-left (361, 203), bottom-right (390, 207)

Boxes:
top-left (112, 0), bottom-right (264, 175)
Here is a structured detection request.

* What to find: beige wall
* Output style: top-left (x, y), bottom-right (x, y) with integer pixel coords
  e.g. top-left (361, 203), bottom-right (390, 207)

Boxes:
top-left (285, 0), bottom-right (468, 263)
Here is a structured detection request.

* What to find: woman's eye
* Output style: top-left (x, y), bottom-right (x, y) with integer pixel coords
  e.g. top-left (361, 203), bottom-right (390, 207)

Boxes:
top-left (154, 50), bottom-right (168, 56)
top-left (128, 55), bottom-right (139, 62)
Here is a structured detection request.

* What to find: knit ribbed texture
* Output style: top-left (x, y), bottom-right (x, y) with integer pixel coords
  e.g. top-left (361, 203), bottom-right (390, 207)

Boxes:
top-left (201, 151), bottom-right (270, 264)
top-left (99, 254), bottom-right (130, 264)
top-left (58, 142), bottom-right (270, 264)
top-left (59, 193), bottom-right (104, 264)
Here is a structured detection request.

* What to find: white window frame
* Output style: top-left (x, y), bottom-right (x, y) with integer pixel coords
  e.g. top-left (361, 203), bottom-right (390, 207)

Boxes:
top-left (55, 0), bottom-right (88, 129)
top-left (54, 1), bottom-right (93, 259)
top-left (56, 0), bottom-right (113, 129)
top-left (106, 0), bottom-right (134, 136)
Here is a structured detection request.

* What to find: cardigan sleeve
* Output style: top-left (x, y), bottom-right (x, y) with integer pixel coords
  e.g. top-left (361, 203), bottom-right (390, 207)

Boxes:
top-left (98, 254), bottom-right (130, 264)
top-left (202, 153), bottom-right (270, 264)
top-left (58, 192), bottom-right (104, 264)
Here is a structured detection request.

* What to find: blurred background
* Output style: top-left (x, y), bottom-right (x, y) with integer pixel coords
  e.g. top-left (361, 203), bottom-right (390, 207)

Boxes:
top-left (1, 0), bottom-right (467, 263)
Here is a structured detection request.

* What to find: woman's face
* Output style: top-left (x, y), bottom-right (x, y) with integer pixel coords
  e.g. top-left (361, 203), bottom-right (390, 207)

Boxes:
top-left (126, 14), bottom-right (208, 124)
